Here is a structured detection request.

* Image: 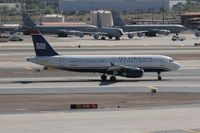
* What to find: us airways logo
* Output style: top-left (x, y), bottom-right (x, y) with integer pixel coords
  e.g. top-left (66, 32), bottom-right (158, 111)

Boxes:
top-left (36, 43), bottom-right (46, 49)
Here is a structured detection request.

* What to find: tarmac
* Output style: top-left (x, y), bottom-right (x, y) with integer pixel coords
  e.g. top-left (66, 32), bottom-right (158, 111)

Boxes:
top-left (0, 33), bottom-right (200, 132)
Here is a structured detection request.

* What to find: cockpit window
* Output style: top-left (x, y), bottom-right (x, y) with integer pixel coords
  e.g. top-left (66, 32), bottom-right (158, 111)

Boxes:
top-left (169, 59), bottom-right (174, 62)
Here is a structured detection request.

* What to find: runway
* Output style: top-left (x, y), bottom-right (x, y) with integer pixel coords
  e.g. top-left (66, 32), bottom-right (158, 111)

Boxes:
top-left (0, 33), bottom-right (200, 132)
top-left (0, 107), bottom-right (200, 133)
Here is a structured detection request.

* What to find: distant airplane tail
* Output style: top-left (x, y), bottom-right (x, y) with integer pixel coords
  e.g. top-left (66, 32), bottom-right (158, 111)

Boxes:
top-left (22, 12), bottom-right (38, 28)
top-left (96, 12), bottom-right (102, 28)
top-left (111, 10), bottom-right (126, 26)
top-left (31, 29), bottom-right (59, 56)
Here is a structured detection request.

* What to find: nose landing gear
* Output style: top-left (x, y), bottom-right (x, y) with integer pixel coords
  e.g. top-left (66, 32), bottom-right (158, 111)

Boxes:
top-left (110, 75), bottom-right (116, 81)
top-left (157, 72), bottom-right (162, 80)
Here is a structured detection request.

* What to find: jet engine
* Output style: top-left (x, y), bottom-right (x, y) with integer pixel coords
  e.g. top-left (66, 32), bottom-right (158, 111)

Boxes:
top-left (121, 68), bottom-right (144, 78)
top-left (93, 33), bottom-right (99, 39)
top-left (128, 33), bottom-right (134, 39)
top-left (195, 31), bottom-right (200, 37)
top-left (78, 32), bottom-right (84, 38)
top-left (58, 31), bottom-right (68, 37)
top-left (137, 32), bottom-right (143, 37)
top-left (157, 30), bottom-right (170, 36)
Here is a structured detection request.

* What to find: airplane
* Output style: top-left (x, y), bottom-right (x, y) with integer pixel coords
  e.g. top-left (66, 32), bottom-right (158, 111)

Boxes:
top-left (93, 12), bottom-right (146, 40)
top-left (93, 11), bottom-right (123, 40)
top-left (27, 29), bottom-right (180, 81)
top-left (22, 12), bottom-right (97, 37)
top-left (22, 12), bottom-right (124, 40)
top-left (111, 11), bottom-right (186, 37)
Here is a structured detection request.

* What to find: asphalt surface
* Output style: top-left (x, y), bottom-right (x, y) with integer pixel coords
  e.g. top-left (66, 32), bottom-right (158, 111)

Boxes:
top-left (0, 107), bottom-right (200, 133)
top-left (0, 33), bottom-right (200, 133)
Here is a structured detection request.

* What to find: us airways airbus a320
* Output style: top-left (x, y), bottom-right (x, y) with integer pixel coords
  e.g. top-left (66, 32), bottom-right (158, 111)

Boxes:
top-left (27, 30), bottom-right (180, 81)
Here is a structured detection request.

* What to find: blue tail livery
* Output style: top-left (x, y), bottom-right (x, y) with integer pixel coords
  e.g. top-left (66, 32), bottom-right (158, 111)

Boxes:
top-left (31, 29), bottom-right (59, 56)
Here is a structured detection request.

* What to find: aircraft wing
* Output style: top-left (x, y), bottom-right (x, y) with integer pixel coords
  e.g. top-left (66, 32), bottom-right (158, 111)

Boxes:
top-left (124, 31), bottom-right (148, 35)
top-left (107, 62), bottom-right (144, 78)
top-left (83, 31), bottom-right (108, 36)
top-left (58, 30), bottom-right (81, 35)
top-left (58, 30), bottom-right (108, 38)
top-left (150, 29), bottom-right (171, 35)
top-left (107, 62), bottom-right (139, 72)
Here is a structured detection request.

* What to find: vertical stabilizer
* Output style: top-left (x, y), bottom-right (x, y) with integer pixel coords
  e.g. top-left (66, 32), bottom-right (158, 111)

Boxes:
top-left (31, 29), bottom-right (59, 56)
top-left (22, 13), bottom-right (38, 28)
top-left (96, 12), bottom-right (102, 28)
top-left (111, 10), bottom-right (126, 26)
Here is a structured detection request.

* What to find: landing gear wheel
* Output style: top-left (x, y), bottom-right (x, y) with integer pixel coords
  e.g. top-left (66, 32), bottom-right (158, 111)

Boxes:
top-left (115, 37), bottom-right (120, 40)
top-left (101, 36), bottom-right (106, 40)
top-left (110, 76), bottom-right (116, 81)
top-left (157, 72), bottom-right (162, 80)
top-left (101, 74), bottom-right (107, 81)
top-left (158, 76), bottom-right (162, 80)
top-left (108, 36), bottom-right (112, 39)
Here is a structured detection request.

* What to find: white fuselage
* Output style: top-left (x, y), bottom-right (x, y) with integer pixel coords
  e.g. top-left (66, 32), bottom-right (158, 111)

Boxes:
top-left (27, 55), bottom-right (180, 73)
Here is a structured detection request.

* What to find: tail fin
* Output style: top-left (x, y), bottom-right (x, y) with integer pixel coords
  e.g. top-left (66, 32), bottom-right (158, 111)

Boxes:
top-left (111, 10), bottom-right (126, 26)
top-left (96, 12), bottom-right (102, 28)
top-left (31, 29), bottom-right (59, 56)
top-left (22, 12), bottom-right (37, 28)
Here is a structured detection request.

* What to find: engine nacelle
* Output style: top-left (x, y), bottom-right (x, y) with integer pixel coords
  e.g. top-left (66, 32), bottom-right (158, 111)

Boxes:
top-left (93, 33), bottom-right (99, 39)
top-left (79, 32), bottom-right (84, 38)
top-left (128, 33), bottom-right (134, 39)
top-left (137, 32), bottom-right (143, 37)
top-left (158, 30), bottom-right (170, 36)
top-left (58, 31), bottom-right (67, 37)
top-left (121, 68), bottom-right (144, 78)
top-left (195, 31), bottom-right (200, 37)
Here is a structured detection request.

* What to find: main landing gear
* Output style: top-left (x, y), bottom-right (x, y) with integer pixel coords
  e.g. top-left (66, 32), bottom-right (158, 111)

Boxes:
top-left (101, 36), bottom-right (106, 40)
top-left (157, 72), bottom-right (162, 80)
top-left (101, 73), bottom-right (162, 81)
top-left (101, 74), bottom-right (107, 81)
top-left (110, 75), bottom-right (116, 81)
top-left (101, 74), bottom-right (116, 82)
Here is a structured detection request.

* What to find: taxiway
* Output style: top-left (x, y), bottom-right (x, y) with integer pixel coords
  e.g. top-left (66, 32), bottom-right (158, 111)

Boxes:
top-left (0, 33), bottom-right (200, 132)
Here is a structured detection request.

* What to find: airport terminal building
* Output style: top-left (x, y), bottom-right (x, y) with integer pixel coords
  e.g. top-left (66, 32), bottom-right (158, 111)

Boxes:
top-left (59, 0), bottom-right (186, 12)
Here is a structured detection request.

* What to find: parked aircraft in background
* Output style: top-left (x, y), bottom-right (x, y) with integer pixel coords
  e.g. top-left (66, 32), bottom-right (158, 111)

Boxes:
top-left (111, 11), bottom-right (186, 37)
top-left (22, 12), bottom-right (97, 37)
top-left (92, 12), bottom-right (123, 40)
top-left (27, 29), bottom-right (180, 81)
top-left (93, 12), bottom-right (146, 40)
top-left (22, 12), bottom-right (124, 40)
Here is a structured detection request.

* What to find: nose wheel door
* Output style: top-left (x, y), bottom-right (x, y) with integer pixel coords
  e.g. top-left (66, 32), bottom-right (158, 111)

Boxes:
top-left (160, 59), bottom-right (165, 68)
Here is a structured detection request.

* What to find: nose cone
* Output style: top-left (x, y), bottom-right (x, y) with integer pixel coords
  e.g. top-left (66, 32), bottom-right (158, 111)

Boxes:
top-left (173, 62), bottom-right (181, 71)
